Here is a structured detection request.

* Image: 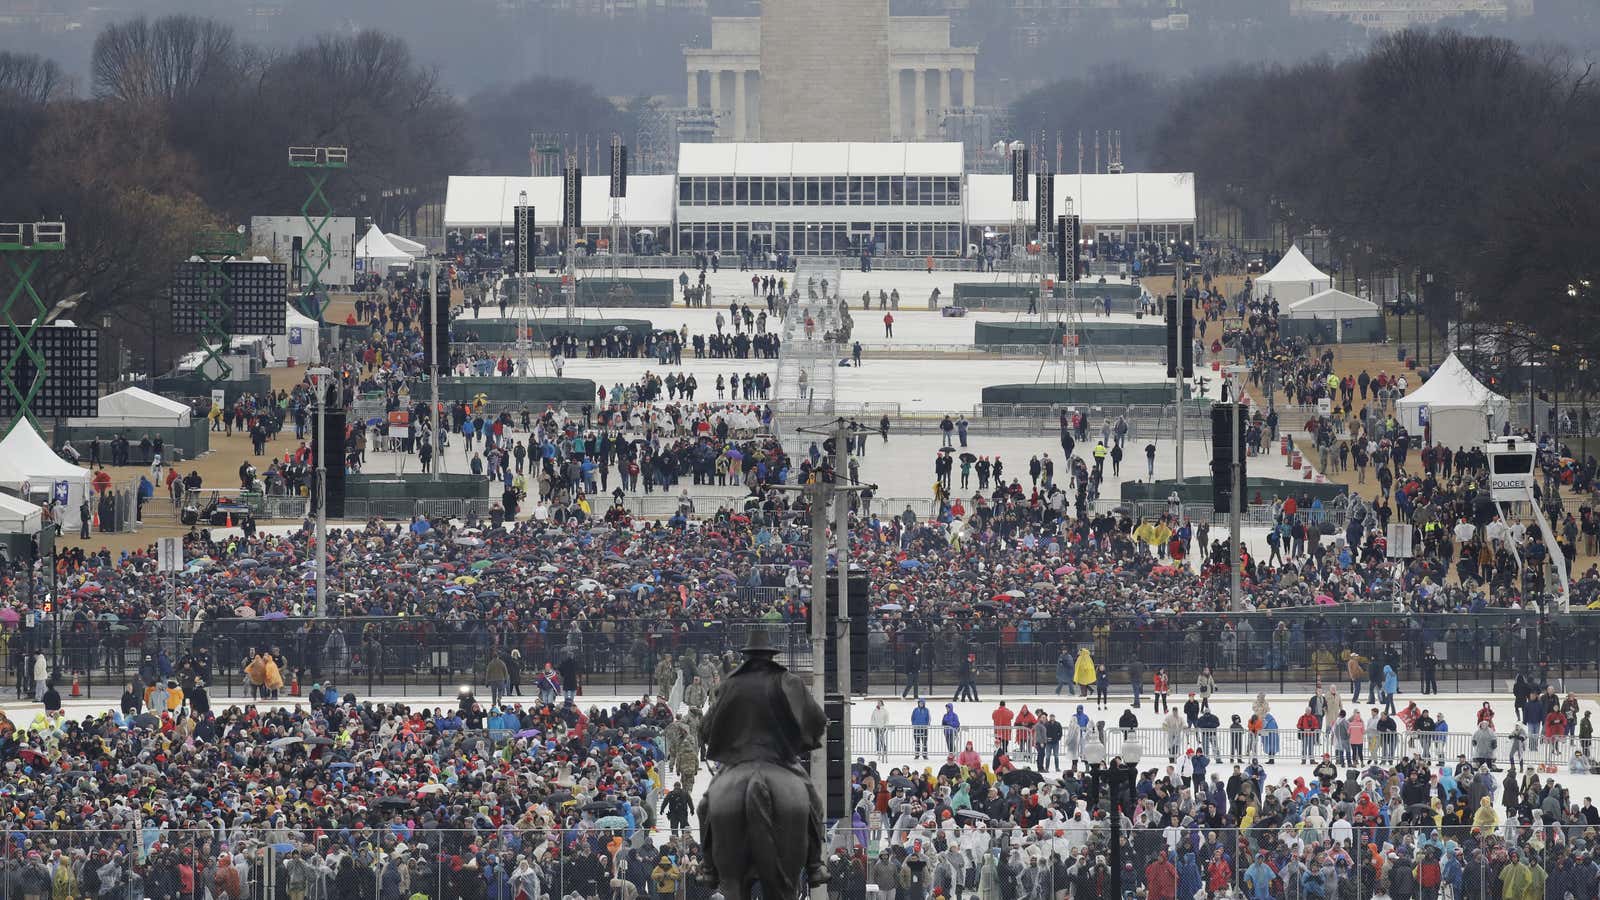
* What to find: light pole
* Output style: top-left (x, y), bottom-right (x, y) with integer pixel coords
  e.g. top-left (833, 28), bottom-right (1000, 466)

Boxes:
top-left (307, 365), bottom-right (333, 618)
top-left (1084, 732), bottom-right (1143, 900)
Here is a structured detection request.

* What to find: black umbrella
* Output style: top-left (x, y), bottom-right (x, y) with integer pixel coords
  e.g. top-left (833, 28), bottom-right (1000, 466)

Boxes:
top-left (1001, 770), bottom-right (1045, 788)
top-left (378, 796), bottom-right (412, 810)
top-left (959, 453), bottom-right (977, 464)
top-left (583, 800), bottom-right (621, 812)
top-left (954, 809), bottom-right (990, 821)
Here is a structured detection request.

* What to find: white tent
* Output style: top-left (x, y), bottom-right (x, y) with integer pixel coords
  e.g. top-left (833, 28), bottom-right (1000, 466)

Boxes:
top-left (386, 233), bottom-right (426, 257)
top-left (354, 225), bottom-right (413, 273)
top-left (0, 423), bottom-right (92, 530)
top-left (1396, 353), bottom-right (1512, 452)
top-left (1254, 245), bottom-right (1333, 303)
top-left (246, 303), bottom-right (321, 367)
top-left (1281, 288), bottom-right (1381, 341)
top-left (0, 491), bottom-right (42, 534)
top-left (67, 386), bottom-right (192, 428)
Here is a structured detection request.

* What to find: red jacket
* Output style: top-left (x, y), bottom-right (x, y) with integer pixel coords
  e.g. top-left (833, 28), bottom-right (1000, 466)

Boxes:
top-left (1297, 712), bottom-right (1321, 732)
top-left (992, 705), bottom-right (1015, 742)
top-left (1145, 859), bottom-right (1178, 900)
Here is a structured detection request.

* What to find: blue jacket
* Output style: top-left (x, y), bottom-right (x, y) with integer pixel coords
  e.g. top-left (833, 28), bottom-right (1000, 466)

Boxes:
top-left (941, 706), bottom-right (960, 731)
top-left (1383, 666), bottom-right (1398, 696)
top-left (910, 703), bottom-right (930, 727)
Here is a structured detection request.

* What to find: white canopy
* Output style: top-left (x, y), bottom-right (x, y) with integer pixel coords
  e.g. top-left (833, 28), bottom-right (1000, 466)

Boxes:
top-left (243, 303), bottom-right (321, 367)
top-left (0, 491), bottom-right (42, 534)
top-left (966, 172), bottom-right (1197, 227)
top-left (67, 386), bottom-right (192, 428)
top-left (386, 233), bottom-right (426, 257)
top-left (354, 225), bottom-right (414, 271)
top-left (0, 423), bottom-right (92, 529)
top-left (445, 174), bottom-right (677, 230)
top-left (1281, 288), bottom-right (1380, 320)
top-left (1253, 245), bottom-right (1332, 302)
top-left (1396, 353), bottom-right (1512, 451)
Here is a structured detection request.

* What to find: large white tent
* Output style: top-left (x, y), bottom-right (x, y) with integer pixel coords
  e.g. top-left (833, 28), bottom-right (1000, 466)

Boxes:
top-left (0, 491), bottom-right (43, 534)
top-left (0, 423), bottom-right (92, 530)
top-left (386, 233), bottom-right (426, 257)
top-left (1253, 245), bottom-right (1332, 303)
top-left (354, 225), bottom-right (414, 273)
top-left (67, 387), bottom-right (192, 428)
top-left (1280, 288), bottom-right (1382, 341)
top-left (1396, 353), bottom-right (1512, 451)
top-left (247, 303), bottom-right (321, 367)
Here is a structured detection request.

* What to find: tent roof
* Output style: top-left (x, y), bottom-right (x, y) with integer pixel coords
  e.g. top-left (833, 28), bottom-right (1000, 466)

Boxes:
top-left (354, 225), bottom-right (412, 263)
top-left (444, 175), bottom-right (676, 229)
top-left (967, 172), bottom-right (1196, 226)
top-left (1257, 245), bottom-right (1330, 285)
top-left (1398, 353), bottom-right (1510, 412)
top-left (0, 491), bottom-right (42, 534)
top-left (385, 233), bottom-right (426, 256)
top-left (0, 422), bottom-right (91, 488)
top-left (285, 303), bottom-right (318, 328)
top-left (100, 387), bottom-right (190, 420)
top-left (1281, 288), bottom-right (1380, 319)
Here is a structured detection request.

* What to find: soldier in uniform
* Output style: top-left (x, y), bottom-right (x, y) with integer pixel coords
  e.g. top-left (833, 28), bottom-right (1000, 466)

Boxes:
top-left (698, 629), bottom-right (829, 886)
top-left (654, 656), bottom-right (677, 699)
top-left (684, 675), bottom-right (708, 710)
top-left (697, 656), bottom-right (721, 694)
top-left (673, 726), bottom-right (701, 791)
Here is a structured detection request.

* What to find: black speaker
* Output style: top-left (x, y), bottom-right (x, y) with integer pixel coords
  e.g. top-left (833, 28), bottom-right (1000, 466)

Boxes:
top-left (419, 284), bottom-right (452, 369)
top-left (1011, 148), bottom-right (1029, 202)
top-left (1166, 294), bottom-right (1180, 379)
top-left (823, 571), bottom-right (870, 695)
top-left (823, 694), bottom-right (848, 820)
top-left (1068, 215), bottom-right (1081, 279)
top-left (1056, 215), bottom-right (1068, 282)
top-left (1181, 299), bottom-right (1195, 378)
top-left (1211, 403), bottom-right (1247, 513)
top-left (512, 205), bottom-right (534, 268)
top-left (563, 166), bottom-right (583, 230)
top-left (609, 145), bottom-right (628, 199)
top-left (313, 410), bottom-right (347, 518)
top-left (291, 236), bottom-right (304, 287)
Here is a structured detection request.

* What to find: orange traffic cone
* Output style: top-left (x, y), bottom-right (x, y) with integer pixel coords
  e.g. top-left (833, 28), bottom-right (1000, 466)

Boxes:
top-left (225, 512), bottom-right (233, 528)
top-left (71, 674), bottom-right (81, 697)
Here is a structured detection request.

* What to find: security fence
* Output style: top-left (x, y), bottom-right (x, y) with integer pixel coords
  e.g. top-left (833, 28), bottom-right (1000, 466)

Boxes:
top-left (1, 823), bottom-right (1578, 900)
top-left (850, 723), bottom-right (1594, 771)
top-left (18, 612), bottom-right (1600, 700)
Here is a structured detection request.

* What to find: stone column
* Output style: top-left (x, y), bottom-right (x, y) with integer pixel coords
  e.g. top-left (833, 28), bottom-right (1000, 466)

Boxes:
top-left (709, 69), bottom-right (723, 136)
top-left (939, 67), bottom-right (952, 120)
top-left (687, 68), bottom-right (699, 108)
top-left (887, 68), bottom-right (901, 139)
top-left (962, 63), bottom-right (975, 108)
top-left (734, 68), bottom-right (748, 140)
top-left (913, 68), bottom-right (927, 140)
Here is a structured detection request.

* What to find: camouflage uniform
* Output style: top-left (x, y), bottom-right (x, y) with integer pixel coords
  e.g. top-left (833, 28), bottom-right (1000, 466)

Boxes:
top-left (654, 657), bottom-right (676, 699)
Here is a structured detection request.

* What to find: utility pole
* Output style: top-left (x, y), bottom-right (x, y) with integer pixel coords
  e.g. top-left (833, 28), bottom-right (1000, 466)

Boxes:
top-left (1174, 255), bottom-right (1185, 483)
top-left (428, 260), bottom-right (443, 479)
top-left (308, 365), bottom-right (333, 618)
top-left (829, 418), bottom-right (852, 828)
top-left (1230, 393), bottom-right (1243, 612)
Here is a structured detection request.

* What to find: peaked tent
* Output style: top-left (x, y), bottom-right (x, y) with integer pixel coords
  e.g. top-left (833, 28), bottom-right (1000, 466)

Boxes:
top-left (0, 491), bottom-right (42, 534)
top-left (245, 303), bottom-right (322, 367)
top-left (1396, 353), bottom-right (1512, 452)
top-left (386, 233), bottom-right (426, 257)
top-left (1253, 245), bottom-right (1332, 303)
top-left (86, 386), bottom-right (192, 426)
top-left (1279, 288), bottom-right (1383, 342)
top-left (354, 225), bottom-right (413, 272)
top-left (0, 423), bottom-right (92, 530)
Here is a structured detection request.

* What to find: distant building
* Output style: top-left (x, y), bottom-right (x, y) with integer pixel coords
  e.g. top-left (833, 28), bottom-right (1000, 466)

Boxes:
top-left (1289, 0), bottom-right (1531, 30)
top-left (684, 5), bottom-right (977, 142)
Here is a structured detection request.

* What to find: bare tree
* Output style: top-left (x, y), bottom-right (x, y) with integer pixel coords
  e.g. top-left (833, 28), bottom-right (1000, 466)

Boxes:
top-left (92, 15), bottom-right (245, 106)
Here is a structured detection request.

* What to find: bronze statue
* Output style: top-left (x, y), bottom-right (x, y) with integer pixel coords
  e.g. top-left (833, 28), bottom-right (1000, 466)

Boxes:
top-left (697, 628), bottom-right (830, 900)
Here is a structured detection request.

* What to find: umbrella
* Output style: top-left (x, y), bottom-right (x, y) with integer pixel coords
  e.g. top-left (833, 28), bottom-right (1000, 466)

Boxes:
top-left (898, 560), bottom-right (925, 571)
top-left (378, 796), bottom-right (411, 810)
top-left (470, 560), bottom-right (495, 572)
top-left (955, 809), bottom-right (990, 822)
top-left (269, 737), bottom-right (303, 749)
top-left (454, 575), bottom-right (479, 585)
top-left (1001, 770), bottom-right (1045, 788)
top-left (583, 800), bottom-right (622, 813)
top-left (539, 563), bottom-right (560, 573)
top-left (516, 728), bottom-right (543, 738)
top-left (272, 843), bottom-right (297, 854)
top-left (304, 736), bottom-right (334, 746)
top-left (453, 537), bottom-right (484, 548)
top-left (594, 815), bottom-right (629, 829)
top-left (235, 559), bottom-right (260, 568)
top-left (959, 453), bottom-right (977, 464)
top-left (1003, 589), bottom-right (1025, 599)
top-left (876, 603), bottom-right (905, 612)
top-left (416, 783), bottom-right (448, 795)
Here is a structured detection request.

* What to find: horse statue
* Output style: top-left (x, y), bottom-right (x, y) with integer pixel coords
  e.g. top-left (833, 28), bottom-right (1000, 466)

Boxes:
top-left (697, 629), bottom-right (830, 900)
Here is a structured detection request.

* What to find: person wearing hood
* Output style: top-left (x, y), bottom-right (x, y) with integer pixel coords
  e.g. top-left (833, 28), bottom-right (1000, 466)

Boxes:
top-left (1381, 665), bottom-right (1399, 715)
top-left (1243, 852), bottom-right (1276, 900)
top-left (941, 704), bottom-right (961, 754)
top-left (1176, 852), bottom-right (1203, 900)
top-left (910, 700), bottom-right (931, 759)
top-left (1162, 708), bottom-right (1184, 761)
top-left (870, 700), bottom-right (891, 756)
top-left (1072, 648), bottom-right (1096, 697)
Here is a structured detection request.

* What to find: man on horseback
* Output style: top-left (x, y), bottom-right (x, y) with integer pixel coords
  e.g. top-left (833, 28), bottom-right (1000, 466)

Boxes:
top-left (698, 629), bottom-right (831, 887)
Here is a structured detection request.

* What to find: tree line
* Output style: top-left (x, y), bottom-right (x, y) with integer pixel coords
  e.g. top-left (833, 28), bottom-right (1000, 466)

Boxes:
top-left (0, 16), bottom-right (636, 375)
top-left (1015, 28), bottom-right (1600, 392)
